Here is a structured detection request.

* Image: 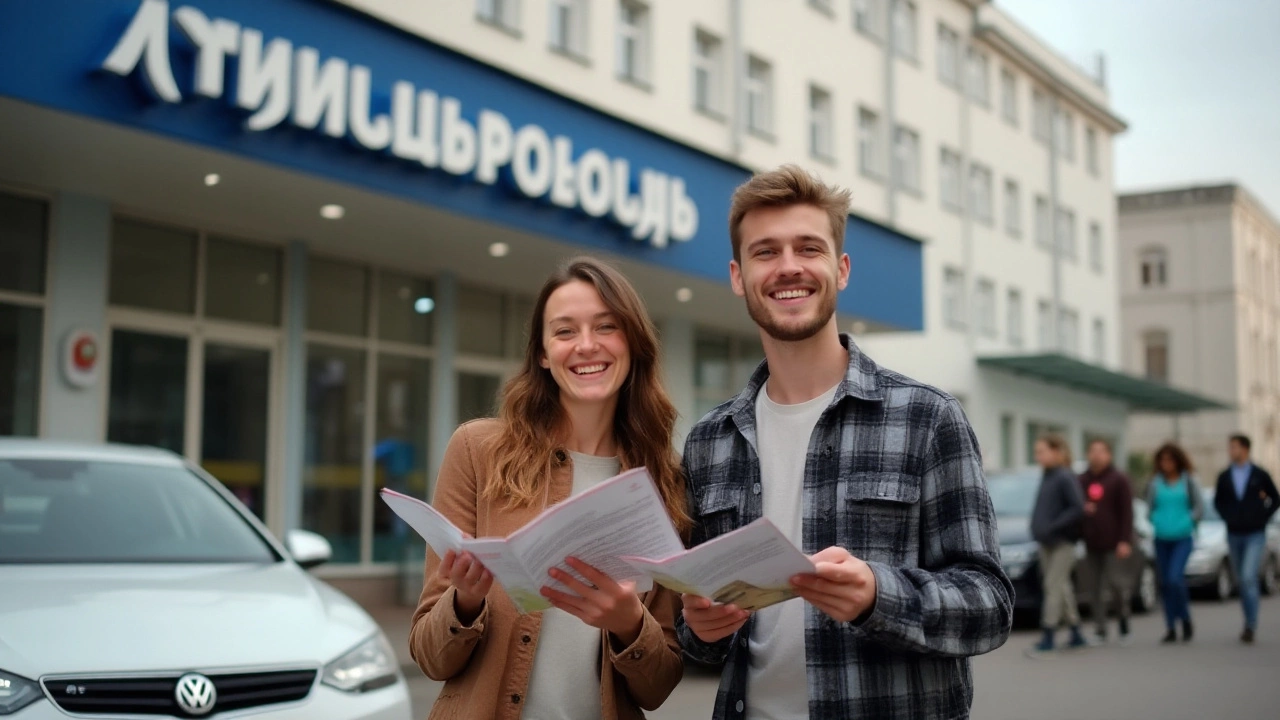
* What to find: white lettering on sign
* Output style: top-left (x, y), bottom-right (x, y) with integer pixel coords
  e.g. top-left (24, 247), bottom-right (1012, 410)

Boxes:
top-left (100, 0), bottom-right (699, 248)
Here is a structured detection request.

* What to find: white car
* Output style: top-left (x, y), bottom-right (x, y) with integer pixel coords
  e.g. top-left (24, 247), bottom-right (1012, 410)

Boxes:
top-left (0, 440), bottom-right (412, 720)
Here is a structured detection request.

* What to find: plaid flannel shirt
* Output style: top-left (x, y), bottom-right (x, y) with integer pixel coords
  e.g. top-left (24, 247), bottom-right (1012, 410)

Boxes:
top-left (677, 334), bottom-right (1013, 720)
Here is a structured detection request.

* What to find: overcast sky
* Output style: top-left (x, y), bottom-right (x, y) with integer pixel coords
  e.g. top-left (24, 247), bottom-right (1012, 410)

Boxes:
top-left (997, 0), bottom-right (1280, 214)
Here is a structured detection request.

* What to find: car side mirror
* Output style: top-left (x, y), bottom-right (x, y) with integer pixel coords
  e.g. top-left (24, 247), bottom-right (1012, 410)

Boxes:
top-left (285, 529), bottom-right (333, 569)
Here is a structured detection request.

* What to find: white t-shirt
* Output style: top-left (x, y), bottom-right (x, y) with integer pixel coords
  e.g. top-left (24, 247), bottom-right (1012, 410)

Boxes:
top-left (522, 451), bottom-right (621, 720)
top-left (745, 381), bottom-right (839, 720)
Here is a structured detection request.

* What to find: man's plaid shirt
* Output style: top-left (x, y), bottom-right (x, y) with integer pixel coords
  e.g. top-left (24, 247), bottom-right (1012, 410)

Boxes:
top-left (676, 334), bottom-right (1013, 720)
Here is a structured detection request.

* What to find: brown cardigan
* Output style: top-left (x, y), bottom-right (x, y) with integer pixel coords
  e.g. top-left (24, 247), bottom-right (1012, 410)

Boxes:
top-left (409, 419), bottom-right (684, 720)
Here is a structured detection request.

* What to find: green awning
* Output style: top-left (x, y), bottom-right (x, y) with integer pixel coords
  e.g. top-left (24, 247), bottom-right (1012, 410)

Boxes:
top-left (977, 353), bottom-right (1231, 413)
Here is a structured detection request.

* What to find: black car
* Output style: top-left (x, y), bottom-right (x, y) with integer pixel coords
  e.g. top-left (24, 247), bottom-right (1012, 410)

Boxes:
top-left (988, 466), bottom-right (1157, 619)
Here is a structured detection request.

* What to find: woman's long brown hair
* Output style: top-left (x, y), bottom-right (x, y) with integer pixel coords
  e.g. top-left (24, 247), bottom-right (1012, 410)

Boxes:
top-left (479, 256), bottom-right (691, 534)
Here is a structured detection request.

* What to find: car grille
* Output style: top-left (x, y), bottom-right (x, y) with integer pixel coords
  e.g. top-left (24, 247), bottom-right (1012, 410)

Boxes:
top-left (43, 669), bottom-right (317, 716)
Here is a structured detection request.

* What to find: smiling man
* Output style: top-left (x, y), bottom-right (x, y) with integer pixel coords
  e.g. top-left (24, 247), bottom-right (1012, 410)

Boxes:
top-left (676, 165), bottom-right (1013, 720)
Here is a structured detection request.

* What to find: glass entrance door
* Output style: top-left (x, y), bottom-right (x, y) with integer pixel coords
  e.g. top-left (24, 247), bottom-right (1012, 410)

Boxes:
top-left (200, 343), bottom-right (271, 518)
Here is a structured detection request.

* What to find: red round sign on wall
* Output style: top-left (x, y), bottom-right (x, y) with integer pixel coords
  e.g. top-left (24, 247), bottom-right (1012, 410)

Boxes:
top-left (62, 329), bottom-right (101, 389)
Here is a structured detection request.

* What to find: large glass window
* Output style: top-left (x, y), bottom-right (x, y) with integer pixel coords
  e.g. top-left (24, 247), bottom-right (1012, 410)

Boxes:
top-left (303, 345), bottom-right (366, 564)
top-left (205, 236), bottom-right (282, 326)
top-left (0, 305), bottom-right (42, 436)
top-left (373, 355), bottom-right (432, 563)
top-left (0, 194), bottom-right (47, 295)
top-left (109, 219), bottom-right (197, 315)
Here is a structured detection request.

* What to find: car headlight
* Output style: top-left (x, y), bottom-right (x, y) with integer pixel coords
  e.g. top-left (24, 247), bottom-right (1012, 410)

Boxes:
top-left (0, 669), bottom-right (43, 715)
top-left (321, 634), bottom-right (400, 693)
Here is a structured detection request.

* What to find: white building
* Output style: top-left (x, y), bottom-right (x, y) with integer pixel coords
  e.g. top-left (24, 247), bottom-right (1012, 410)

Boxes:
top-left (339, 0), bottom-right (1222, 475)
top-left (1119, 184), bottom-right (1280, 480)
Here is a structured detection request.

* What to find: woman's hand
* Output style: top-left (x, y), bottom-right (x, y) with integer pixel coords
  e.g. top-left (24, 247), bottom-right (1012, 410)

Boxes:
top-left (438, 549), bottom-right (492, 624)
top-left (540, 557), bottom-right (645, 646)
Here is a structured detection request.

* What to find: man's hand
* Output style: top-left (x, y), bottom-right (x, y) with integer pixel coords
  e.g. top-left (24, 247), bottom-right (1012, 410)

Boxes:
top-left (680, 594), bottom-right (749, 643)
top-left (541, 557), bottom-right (646, 646)
top-left (1116, 541), bottom-right (1132, 560)
top-left (790, 546), bottom-right (878, 623)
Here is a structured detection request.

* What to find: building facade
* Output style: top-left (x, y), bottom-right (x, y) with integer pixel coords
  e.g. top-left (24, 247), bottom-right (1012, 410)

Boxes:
top-left (1119, 184), bottom-right (1280, 480)
top-left (0, 0), bottom-right (926, 603)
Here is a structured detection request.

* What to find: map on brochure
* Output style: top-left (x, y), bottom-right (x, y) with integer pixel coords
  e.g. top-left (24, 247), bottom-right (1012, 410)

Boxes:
top-left (620, 517), bottom-right (815, 611)
top-left (379, 467), bottom-right (686, 613)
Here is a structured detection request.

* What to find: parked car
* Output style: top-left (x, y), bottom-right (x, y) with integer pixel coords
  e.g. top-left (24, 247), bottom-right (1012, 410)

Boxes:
top-left (0, 440), bottom-right (412, 720)
top-left (987, 466), bottom-right (1157, 618)
top-left (1186, 488), bottom-right (1280, 599)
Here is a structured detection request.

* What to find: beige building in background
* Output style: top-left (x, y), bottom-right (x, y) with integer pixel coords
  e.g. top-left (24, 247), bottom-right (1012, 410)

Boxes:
top-left (1119, 184), bottom-right (1280, 480)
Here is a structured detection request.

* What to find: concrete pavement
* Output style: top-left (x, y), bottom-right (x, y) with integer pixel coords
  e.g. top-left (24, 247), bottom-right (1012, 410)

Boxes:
top-left (377, 595), bottom-right (1280, 719)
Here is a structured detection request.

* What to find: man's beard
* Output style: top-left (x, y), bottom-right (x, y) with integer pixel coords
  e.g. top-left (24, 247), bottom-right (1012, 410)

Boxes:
top-left (744, 288), bottom-right (836, 342)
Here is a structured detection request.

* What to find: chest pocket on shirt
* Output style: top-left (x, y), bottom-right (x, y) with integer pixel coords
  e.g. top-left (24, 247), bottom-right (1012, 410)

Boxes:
top-left (694, 483), bottom-right (743, 541)
top-left (843, 473), bottom-right (921, 565)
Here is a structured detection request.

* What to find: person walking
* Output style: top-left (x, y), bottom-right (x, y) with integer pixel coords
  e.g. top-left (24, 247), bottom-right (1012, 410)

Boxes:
top-left (1027, 433), bottom-right (1087, 655)
top-left (1213, 433), bottom-right (1279, 644)
top-left (1147, 442), bottom-right (1204, 644)
top-left (1079, 438), bottom-right (1135, 645)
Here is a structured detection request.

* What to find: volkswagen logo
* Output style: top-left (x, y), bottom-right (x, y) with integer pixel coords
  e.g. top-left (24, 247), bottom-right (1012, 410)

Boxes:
top-left (174, 673), bottom-right (217, 716)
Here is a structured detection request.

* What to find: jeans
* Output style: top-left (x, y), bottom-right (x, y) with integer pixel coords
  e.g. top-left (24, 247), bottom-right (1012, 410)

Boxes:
top-left (1155, 537), bottom-right (1193, 629)
top-left (1227, 531), bottom-right (1267, 630)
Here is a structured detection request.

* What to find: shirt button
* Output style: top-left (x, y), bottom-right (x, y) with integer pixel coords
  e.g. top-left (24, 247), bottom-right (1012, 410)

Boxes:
top-left (511, 694), bottom-right (522, 704)
top-left (752, 483), bottom-right (762, 495)
top-left (521, 634), bottom-right (532, 644)
top-left (736, 699), bottom-right (745, 712)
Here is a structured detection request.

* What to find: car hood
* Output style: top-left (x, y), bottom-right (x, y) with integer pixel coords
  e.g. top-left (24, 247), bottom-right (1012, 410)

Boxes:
top-left (0, 563), bottom-right (377, 677)
top-left (996, 515), bottom-right (1033, 546)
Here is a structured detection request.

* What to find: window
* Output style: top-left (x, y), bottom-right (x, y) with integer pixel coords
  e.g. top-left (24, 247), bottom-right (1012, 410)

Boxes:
top-left (1000, 67), bottom-right (1017, 125)
top-left (1007, 288), bottom-right (1024, 347)
top-left (858, 106), bottom-right (882, 177)
top-left (892, 0), bottom-right (918, 60)
top-left (1004, 179), bottom-right (1021, 237)
top-left (477, 0), bottom-right (520, 32)
top-left (893, 125), bottom-right (921, 191)
top-left (975, 279), bottom-right (996, 337)
top-left (1058, 308), bottom-right (1079, 355)
top-left (940, 147), bottom-right (963, 211)
top-left (937, 23), bottom-right (960, 87)
top-left (1140, 247), bottom-right (1168, 288)
top-left (692, 29), bottom-right (724, 115)
top-left (1089, 221), bottom-right (1103, 272)
top-left (966, 47), bottom-right (990, 104)
top-left (549, 0), bottom-right (587, 56)
top-left (617, 0), bottom-right (650, 84)
top-left (1144, 329), bottom-right (1169, 382)
top-left (1032, 89), bottom-right (1051, 144)
top-left (1056, 207), bottom-right (1076, 259)
top-left (1037, 299), bottom-right (1053, 350)
top-left (969, 163), bottom-right (993, 223)
top-left (1092, 318), bottom-right (1106, 364)
top-left (1055, 109), bottom-right (1076, 161)
top-left (1086, 126), bottom-right (1099, 176)
top-left (1035, 195), bottom-right (1051, 247)
top-left (854, 0), bottom-right (885, 39)
top-left (943, 267), bottom-right (966, 329)
top-left (746, 55), bottom-right (773, 135)
top-left (809, 85), bottom-right (834, 160)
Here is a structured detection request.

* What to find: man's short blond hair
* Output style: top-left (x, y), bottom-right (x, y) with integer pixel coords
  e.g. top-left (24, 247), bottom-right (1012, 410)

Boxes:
top-left (728, 164), bottom-right (852, 262)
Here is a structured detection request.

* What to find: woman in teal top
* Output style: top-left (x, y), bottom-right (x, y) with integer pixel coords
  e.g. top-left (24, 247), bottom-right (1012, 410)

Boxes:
top-left (1145, 442), bottom-right (1205, 644)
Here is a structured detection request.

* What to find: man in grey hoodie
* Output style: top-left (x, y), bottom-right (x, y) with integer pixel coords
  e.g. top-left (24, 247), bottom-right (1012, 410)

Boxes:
top-left (1027, 434), bottom-right (1087, 655)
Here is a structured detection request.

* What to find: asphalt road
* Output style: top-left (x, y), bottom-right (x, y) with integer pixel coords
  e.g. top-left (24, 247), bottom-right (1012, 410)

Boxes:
top-left (405, 595), bottom-right (1280, 719)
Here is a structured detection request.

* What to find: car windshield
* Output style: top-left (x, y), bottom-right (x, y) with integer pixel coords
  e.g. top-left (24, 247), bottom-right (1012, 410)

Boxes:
top-left (985, 469), bottom-right (1040, 517)
top-left (0, 457), bottom-right (277, 564)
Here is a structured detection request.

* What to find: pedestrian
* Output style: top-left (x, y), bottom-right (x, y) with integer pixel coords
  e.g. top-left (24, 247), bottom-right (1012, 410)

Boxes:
top-left (677, 165), bottom-right (1012, 719)
top-left (1078, 438), bottom-right (1135, 645)
top-left (1027, 433), bottom-right (1088, 655)
top-left (1147, 442), bottom-right (1204, 644)
top-left (409, 257), bottom-right (690, 719)
top-left (1212, 433), bottom-right (1279, 644)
